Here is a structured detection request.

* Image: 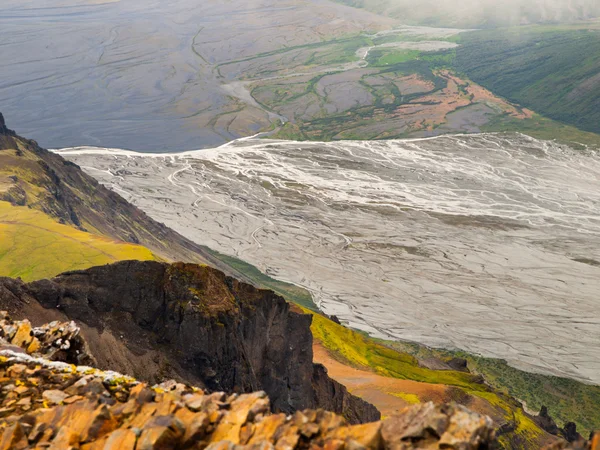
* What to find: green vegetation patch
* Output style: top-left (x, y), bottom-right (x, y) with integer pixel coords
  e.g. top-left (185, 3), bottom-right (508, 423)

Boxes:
top-left (304, 308), bottom-right (549, 446)
top-left (370, 49), bottom-right (421, 66)
top-left (306, 307), bottom-right (488, 390)
top-left (455, 25), bottom-right (600, 137)
top-left (481, 113), bottom-right (600, 149)
top-left (205, 248), bottom-right (318, 311)
top-left (384, 338), bottom-right (600, 436)
top-left (0, 201), bottom-right (157, 281)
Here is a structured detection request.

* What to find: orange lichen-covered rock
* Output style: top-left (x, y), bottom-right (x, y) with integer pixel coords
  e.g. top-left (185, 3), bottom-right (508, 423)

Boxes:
top-left (0, 317), bottom-right (589, 450)
top-left (0, 347), bottom-right (500, 450)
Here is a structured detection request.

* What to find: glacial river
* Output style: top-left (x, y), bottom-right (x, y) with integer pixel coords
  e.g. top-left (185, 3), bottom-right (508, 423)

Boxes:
top-left (55, 133), bottom-right (600, 383)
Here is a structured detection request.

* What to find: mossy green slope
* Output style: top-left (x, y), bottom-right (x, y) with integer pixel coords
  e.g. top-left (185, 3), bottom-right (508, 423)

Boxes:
top-left (304, 307), bottom-right (551, 448)
top-left (0, 201), bottom-right (157, 281)
top-left (455, 24), bottom-right (600, 139)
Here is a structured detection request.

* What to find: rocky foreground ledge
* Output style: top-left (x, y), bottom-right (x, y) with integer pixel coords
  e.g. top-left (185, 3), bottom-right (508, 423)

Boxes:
top-left (0, 316), bottom-right (595, 450)
top-left (0, 350), bottom-right (494, 449)
top-left (0, 314), bottom-right (493, 449)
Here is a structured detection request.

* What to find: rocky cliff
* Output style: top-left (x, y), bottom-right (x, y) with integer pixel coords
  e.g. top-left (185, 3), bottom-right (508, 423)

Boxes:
top-left (0, 261), bottom-right (378, 423)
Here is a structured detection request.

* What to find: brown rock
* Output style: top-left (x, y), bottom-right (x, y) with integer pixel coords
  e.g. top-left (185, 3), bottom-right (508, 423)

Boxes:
top-left (184, 393), bottom-right (205, 412)
top-left (16, 397), bottom-right (31, 406)
top-left (14, 386), bottom-right (29, 396)
top-left (7, 365), bottom-right (27, 376)
top-left (137, 416), bottom-right (185, 450)
top-left (10, 321), bottom-right (33, 348)
top-left (128, 402), bottom-right (159, 429)
top-left (49, 427), bottom-right (80, 449)
top-left (81, 405), bottom-right (118, 442)
top-left (64, 395), bottom-right (84, 405)
top-left (322, 439), bottom-right (346, 450)
top-left (0, 422), bottom-right (28, 450)
top-left (382, 402), bottom-right (446, 444)
top-left (247, 414), bottom-right (288, 445)
top-left (318, 410), bottom-right (347, 435)
top-left (328, 422), bottom-right (382, 449)
top-left (43, 390), bottom-right (69, 405)
top-left (0, 407), bottom-right (15, 418)
top-left (438, 405), bottom-right (494, 448)
top-left (102, 429), bottom-right (138, 450)
top-left (211, 392), bottom-right (270, 443)
top-left (26, 338), bottom-right (41, 354)
top-left (205, 442), bottom-right (235, 450)
top-left (177, 409), bottom-right (210, 447)
top-left (275, 429), bottom-right (300, 450)
top-left (300, 422), bottom-right (320, 438)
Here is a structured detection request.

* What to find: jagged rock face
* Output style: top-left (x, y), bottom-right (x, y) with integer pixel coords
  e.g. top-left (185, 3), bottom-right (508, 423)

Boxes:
top-left (311, 363), bottom-right (379, 426)
top-left (0, 261), bottom-right (379, 423)
top-left (0, 113), bottom-right (17, 149)
top-left (0, 349), bottom-right (498, 450)
top-left (0, 313), bottom-right (93, 366)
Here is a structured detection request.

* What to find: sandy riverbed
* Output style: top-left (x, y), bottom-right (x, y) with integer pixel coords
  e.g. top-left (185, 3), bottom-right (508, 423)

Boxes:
top-left (56, 133), bottom-right (600, 384)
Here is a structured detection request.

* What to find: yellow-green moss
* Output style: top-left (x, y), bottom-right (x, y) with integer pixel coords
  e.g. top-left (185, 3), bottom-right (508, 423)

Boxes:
top-left (304, 308), bottom-right (549, 447)
top-left (305, 307), bottom-right (486, 390)
top-left (0, 201), bottom-right (157, 281)
top-left (389, 392), bottom-right (420, 404)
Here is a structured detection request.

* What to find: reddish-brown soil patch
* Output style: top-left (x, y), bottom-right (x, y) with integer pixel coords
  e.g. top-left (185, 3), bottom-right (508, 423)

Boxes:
top-left (313, 342), bottom-right (449, 417)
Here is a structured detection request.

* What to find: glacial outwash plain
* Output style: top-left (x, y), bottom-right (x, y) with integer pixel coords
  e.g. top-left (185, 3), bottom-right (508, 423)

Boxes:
top-left (56, 132), bottom-right (600, 385)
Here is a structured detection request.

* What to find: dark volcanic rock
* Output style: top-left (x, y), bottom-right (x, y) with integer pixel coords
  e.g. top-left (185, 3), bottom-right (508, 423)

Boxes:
top-left (312, 363), bottom-right (380, 423)
top-left (447, 357), bottom-right (470, 372)
top-left (0, 112), bottom-right (17, 148)
top-left (561, 422), bottom-right (583, 443)
top-left (534, 406), bottom-right (585, 443)
top-left (0, 261), bottom-right (380, 423)
top-left (535, 406), bottom-right (561, 436)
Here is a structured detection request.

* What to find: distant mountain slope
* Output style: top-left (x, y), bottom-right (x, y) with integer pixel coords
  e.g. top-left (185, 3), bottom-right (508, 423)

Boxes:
top-left (455, 25), bottom-right (600, 137)
top-left (333, 0), bottom-right (600, 28)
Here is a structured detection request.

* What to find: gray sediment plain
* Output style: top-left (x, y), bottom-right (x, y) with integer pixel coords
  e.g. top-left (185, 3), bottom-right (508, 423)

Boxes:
top-left (0, 0), bottom-right (394, 151)
top-left (56, 133), bottom-right (600, 384)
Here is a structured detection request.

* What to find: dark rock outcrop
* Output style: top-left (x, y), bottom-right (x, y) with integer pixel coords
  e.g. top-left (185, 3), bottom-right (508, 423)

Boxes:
top-left (536, 406), bottom-right (561, 436)
top-left (534, 406), bottom-right (586, 443)
top-left (562, 422), bottom-right (584, 443)
top-left (447, 357), bottom-right (470, 373)
top-left (0, 261), bottom-right (379, 423)
top-left (0, 112), bottom-right (17, 149)
top-left (312, 363), bottom-right (379, 424)
top-left (0, 313), bottom-right (93, 366)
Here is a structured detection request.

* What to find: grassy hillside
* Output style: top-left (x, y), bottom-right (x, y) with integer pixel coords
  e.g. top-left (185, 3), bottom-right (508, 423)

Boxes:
top-left (385, 338), bottom-right (600, 439)
top-left (0, 201), bottom-right (157, 281)
top-left (455, 24), bottom-right (600, 137)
